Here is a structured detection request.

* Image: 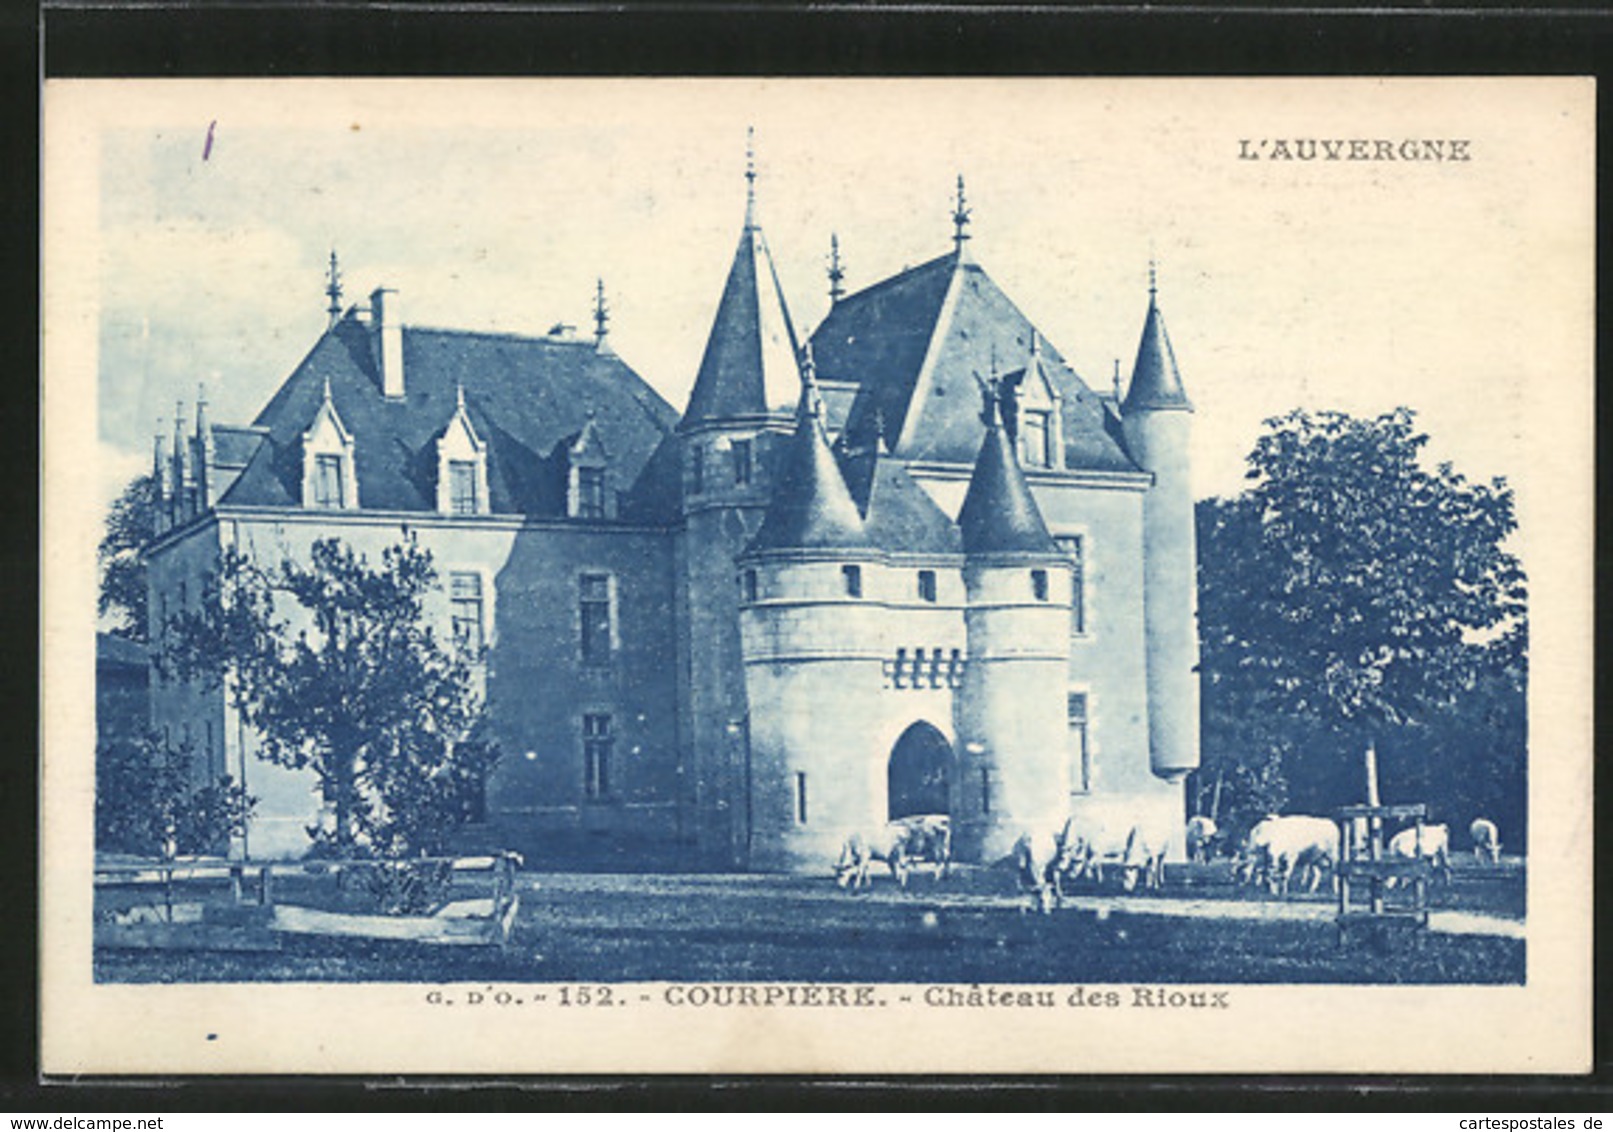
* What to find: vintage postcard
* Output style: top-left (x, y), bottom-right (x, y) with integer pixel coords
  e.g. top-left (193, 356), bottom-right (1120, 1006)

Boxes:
top-left (42, 77), bottom-right (1592, 1075)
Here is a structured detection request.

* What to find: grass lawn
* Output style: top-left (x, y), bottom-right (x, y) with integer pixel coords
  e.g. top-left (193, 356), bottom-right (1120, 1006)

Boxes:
top-left (94, 859), bottom-right (1525, 986)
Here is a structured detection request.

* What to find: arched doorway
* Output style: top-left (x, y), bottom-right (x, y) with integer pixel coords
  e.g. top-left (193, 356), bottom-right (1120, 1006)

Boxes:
top-left (888, 722), bottom-right (953, 820)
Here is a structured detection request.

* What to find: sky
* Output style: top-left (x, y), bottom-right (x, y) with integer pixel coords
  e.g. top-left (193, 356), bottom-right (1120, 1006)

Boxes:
top-left (56, 78), bottom-right (1592, 523)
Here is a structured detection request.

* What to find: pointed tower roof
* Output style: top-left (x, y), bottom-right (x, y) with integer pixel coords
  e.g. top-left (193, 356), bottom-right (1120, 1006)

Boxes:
top-left (681, 137), bottom-right (802, 427)
top-left (1121, 265), bottom-right (1193, 413)
top-left (957, 388), bottom-right (1059, 557)
top-left (747, 349), bottom-right (873, 554)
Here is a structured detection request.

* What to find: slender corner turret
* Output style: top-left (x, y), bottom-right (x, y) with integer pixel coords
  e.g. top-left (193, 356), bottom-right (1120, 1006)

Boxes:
top-left (1120, 266), bottom-right (1200, 782)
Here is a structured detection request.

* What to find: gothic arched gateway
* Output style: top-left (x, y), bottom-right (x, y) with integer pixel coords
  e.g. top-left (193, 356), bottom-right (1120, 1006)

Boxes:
top-left (887, 721), bottom-right (954, 821)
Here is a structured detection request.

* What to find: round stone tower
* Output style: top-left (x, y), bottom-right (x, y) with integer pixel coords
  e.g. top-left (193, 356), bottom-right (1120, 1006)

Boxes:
top-left (1120, 272), bottom-right (1201, 782)
top-left (738, 359), bottom-right (888, 872)
top-left (952, 389), bottom-right (1073, 862)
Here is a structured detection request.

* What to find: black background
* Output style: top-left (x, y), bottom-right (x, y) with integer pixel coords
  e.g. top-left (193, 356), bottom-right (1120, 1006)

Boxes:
top-left (14, 0), bottom-right (1613, 1112)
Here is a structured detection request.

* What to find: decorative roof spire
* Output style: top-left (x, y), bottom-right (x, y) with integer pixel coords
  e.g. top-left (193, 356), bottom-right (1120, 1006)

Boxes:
top-left (593, 278), bottom-right (611, 344)
top-left (952, 175), bottom-right (972, 255)
top-left (325, 249), bottom-right (343, 327)
top-left (1121, 265), bottom-right (1193, 414)
top-left (744, 126), bottom-right (758, 230)
top-left (194, 383), bottom-right (209, 438)
top-left (958, 378), bottom-right (1058, 558)
top-left (1113, 358), bottom-right (1122, 401)
top-left (827, 233), bottom-right (846, 305)
top-left (455, 380), bottom-right (467, 411)
top-left (321, 375), bottom-right (334, 405)
top-left (800, 341), bottom-right (823, 420)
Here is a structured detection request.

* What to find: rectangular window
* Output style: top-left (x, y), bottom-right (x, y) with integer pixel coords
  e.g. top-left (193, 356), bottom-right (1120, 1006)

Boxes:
top-left (690, 446), bottom-right (704, 495)
top-left (917, 569), bottom-right (937, 603)
top-left (742, 569), bottom-right (758, 604)
top-left (912, 648), bottom-right (925, 688)
top-left (576, 466), bottom-right (606, 519)
top-left (579, 573), bottom-right (613, 668)
top-left (893, 647), bottom-right (907, 690)
top-left (1031, 568), bottom-right (1049, 602)
top-left (1068, 692), bottom-right (1091, 794)
top-left (929, 646), bottom-right (945, 688)
top-left (1021, 411), bottom-right (1051, 468)
top-left (1056, 535), bottom-right (1086, 635)
top-left (732, 438), bottom-right (752, 486)
top-left (314, 453), bottom-right (345, 508)
top-left (980, 768), bottom-right (992, 815)
top-left (450, 572), bottom-right (485, 654)
top-left (842, 564), bottom-right (862, 598)
top-left (795, 772), bottom-right (808, 825)
top-left (583, 713), bottom-right (613, 800)
top-left (449, 460), bottom-right (479, 515)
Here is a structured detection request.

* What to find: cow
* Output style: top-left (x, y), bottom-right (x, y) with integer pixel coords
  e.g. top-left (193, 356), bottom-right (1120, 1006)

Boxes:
top-left (1237, 815), bottom-right (1338, 896)
top-left (1469, 818), bottom-right (1501, 865)
top-left (835, 815), bottom-right (952, 891)
top-left (1387, 823), bottom-right (1453, 886)
top-left (1186, 815), bottom-right (1219, 863)
top-left (1053, 816), bottom-right (1133, 889)
top-left (900, 814), bottom-right (953, 879)
top-left (1012, 829), bottom-right (1063, 914)
top-left (1055, 815), bottom-right (1172, 893)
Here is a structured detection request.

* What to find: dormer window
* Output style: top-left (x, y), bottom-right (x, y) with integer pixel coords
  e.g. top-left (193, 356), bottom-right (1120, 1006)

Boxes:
top-left (435, 385), bottom-right (489, 517)
top-left (1021, 410), bottom-right (1052, 468)
top-left (449, 460), bottom-right (480, 515)
top-left (313, 454), bottom-right (345, 508)
top-left (302, 378), bottom-right (357, 509)
top-left (566, 418), bottom-right (612, 520)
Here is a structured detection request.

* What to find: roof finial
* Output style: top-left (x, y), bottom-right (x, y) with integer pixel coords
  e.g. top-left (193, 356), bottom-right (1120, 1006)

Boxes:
top-left (325, 249), bottom-right (343, 327)
top-left (1113, 358), bottom-right (1122, 401)
top-left (593, 278), bottom-right (610, 344)
top-left (1148, 258), bottom-right (1158, 303)
top-left (744, 126), bottom-right (758, 229)
top-left (195, 383), bottom-right (208, 437)
top-left (979, 374), bottom-right (999, 428)
top-left (322, 375), bottom-right (334, 405)
top-left (871, 405), bottom-right (889, 455)
top-left (455, 380), bottom-right (466, 411)
top-left (827, 233), bottom-right (846, 305)
top-left (952, 175), bottom-right (972, 253)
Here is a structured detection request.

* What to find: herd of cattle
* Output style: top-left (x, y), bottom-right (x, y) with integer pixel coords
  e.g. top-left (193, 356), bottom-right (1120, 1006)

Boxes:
top-left (834, 813), bottom-right (1505, 913)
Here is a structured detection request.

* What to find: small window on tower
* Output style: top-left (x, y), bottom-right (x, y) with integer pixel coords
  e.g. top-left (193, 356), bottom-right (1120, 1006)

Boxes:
top-left (741, 569), bottom-right (758, 603)
top-left (690, 445), bottom-right (705, 494)
top-left (795, 772), bottom-right (809, 825)
top-left (917, 570), bottom-right (937, 603)
top-left (732, 439), bottom-right (753, 486)
top-left (1031, 569), bottom-right (1049, 602)
top-left (1055, 535), bottom-right (1086, 635)
top-left (1068, 692), bottom-right (1091, 794)
top-left (842, 564), bottom-right (862, 598)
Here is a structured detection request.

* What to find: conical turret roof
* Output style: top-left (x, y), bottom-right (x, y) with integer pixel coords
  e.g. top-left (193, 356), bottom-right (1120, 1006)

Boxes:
top-left (957, 392), bottom-right (1059, 557)
top-left (747, 362), bottom-right (873, 554)
top-left (1121, 288), bottom-right (1192, 413)
top-left (681, 208), bottom-right (802, 427)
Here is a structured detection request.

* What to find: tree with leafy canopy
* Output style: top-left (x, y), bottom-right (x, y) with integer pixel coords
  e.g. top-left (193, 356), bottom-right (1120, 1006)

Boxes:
top-left (96, 733), bottom-right (256, 858)
top-left (163, 537), bottom-right (498, 858)
top-left (1195, 408), bottom-right (1526, 836)
top-left (99, 474), bottom-right (158, 640)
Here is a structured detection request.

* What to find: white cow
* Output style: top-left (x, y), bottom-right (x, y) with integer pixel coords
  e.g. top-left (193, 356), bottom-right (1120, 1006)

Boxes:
top-left (1186, 815), bottom-right (1219, 863)
top-left (1469, 818), bottom-right (1501, 865)
top-left (835, 824), bottom-right (913, 891)
top-left (1012, 829), bottom-right (1063, 914)
top-left (1388, 823), bottom-right (1453, 885)
top-left (1053, 816), bottom-right (1133, 888)
top-left (835, 815), bottom-right (953, 891)
top-left (1238, 815), bottom-right (1338, 896)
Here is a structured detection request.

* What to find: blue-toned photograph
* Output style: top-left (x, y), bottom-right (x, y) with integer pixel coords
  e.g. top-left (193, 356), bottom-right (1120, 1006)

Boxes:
top-left (65, 82), bottom-right (1577, 1030)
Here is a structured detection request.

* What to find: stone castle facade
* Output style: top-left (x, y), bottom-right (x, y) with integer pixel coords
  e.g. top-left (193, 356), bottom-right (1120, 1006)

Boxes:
top-left (144, 170), bottom-right (1200, 868)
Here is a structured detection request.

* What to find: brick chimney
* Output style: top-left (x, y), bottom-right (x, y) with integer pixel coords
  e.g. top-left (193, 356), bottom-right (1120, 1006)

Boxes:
top-left (371, 287), bottom-right (404, 399)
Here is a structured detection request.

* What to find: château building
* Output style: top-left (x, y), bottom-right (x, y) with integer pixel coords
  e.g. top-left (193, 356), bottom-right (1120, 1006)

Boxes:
top-left (144, 160), bottom-right (1201, 867)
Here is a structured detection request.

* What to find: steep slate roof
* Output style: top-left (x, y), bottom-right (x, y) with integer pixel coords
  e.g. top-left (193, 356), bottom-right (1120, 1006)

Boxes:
top-left (219, 316), bottom-right (676, 515)
top-left (838, 446), bottom-right (962, 556)
top-left (956, 401), bottom-right (1060, 557)
top-left (747, 389), bottom-right (872, 554)
top-left (681, 219), bottom-right (802, 426)
top-left (808, 250), bottom-right (1141, 473)
top-left (97, 632), bottom-right (150, 671)
top-left (1121, 293), bottom-right (1193, 413)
